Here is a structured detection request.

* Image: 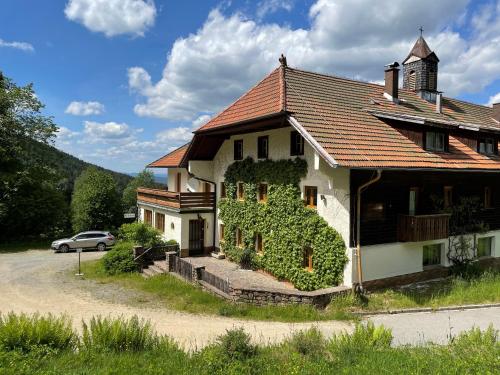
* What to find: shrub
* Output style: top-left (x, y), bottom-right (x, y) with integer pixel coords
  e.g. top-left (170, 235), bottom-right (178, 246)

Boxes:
top-left (215, 328), bottom-right (257, 360)
top-left (328, 322), bottom-right (392, 359)
top-left (285, 327), bottom-right (326, 357)
top-left (165, 239), bottom-right (178, 246)
top-left (118, 222), bottom-right (164, 248)
top-left (81, 315), bottom-right (172, 352)
top-left (0, 313), bottom-right (77, 354)
top-left (102, 241), bottom-right (136, 275)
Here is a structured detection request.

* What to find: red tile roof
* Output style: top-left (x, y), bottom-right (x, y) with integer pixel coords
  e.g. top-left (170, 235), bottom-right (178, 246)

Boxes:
top-left (147, 143), bottom-right (189, 168)
top-left (193, 65), bottom-right (500, 171)
top-left (197, 67), bottom-right (284, 131)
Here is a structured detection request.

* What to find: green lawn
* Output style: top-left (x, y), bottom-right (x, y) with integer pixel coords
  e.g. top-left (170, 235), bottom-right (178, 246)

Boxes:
top-left (81, 260), bottom-right (354, 322)
top-left (0, 240), bottom-right (50, 253)
top-left (349, 270), bottom-right (500, 312)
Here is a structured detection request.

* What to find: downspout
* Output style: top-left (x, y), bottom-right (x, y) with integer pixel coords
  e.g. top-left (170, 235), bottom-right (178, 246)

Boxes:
top-left (356, 169), bottom-right (382, 293)
top-left (190, 174), bottom-right (217, 254)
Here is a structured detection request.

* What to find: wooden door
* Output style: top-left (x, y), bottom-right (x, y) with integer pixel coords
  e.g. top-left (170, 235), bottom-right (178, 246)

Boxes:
top-left (189, 219), bottom-right (204, 255)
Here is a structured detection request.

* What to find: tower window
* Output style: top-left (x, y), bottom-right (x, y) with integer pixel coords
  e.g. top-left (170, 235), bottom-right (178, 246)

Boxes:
top-left (408, 70), bottom-right (416, 90)
top-left (428, 69), bottom-right (437, 91)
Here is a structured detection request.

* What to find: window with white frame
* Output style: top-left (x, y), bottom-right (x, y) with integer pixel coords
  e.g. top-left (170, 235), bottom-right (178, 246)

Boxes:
top-left (477, 237), bottom-right (493, 258)
top-left (423, 243), bottom-right (442, 267)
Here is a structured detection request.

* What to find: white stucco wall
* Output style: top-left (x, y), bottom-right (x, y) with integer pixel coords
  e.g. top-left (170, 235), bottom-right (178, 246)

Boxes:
top-left (358, 229), bottom-right (500, 282)
top-left (167, 168), bottom-right (190, 192)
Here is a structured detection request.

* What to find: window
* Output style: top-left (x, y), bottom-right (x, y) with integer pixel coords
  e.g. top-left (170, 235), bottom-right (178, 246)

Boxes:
top-left (478, 138), bottom-right (495, 155)
top-left (237, 182), bottom-right (245, 200)
top-left (175, 172), bottom-right (181, 192)
top-left (290, 131), bottom-right (304, 156)
top-left (485, 186), bottom-right (492, 209)
top-left (236, 228), bottom-right (242, 247)
top-left (220, 182), bottom-right (226, 198)
top-left (144, 209), bottom-right (153, 226)
top-left (408, 70), bottom-right (416, 90)
top-left (258, 183), bottom-right (268, 203)
top-left (444, 186), bottom-right (453, 209)
top-left (423, 243), bottom-right (442, 267)
top-left (203, 182), bottom-right (211, 193)
top-left (409, 187), bottom-right (419, 216)
top-left (219, 224), bottom-right (225, 241)
top-left (477, 237), bottom-right (493, 258)
top-left (303, 246), bottom-right (313, 271)
top-left (234, 140), bottom-right (243, 160)
top-left (304, 186), bottom-right (317, 208)
top-left (257, 136), bottom-right (269, 159)
top-left (255, 233), bottom-right (263, 255)
top-left (155, 213), bottom-right (165, 233)
top-left (428, 69), bottom-right (437, 91)
top-left (425, 131), bottom-right (446, 152)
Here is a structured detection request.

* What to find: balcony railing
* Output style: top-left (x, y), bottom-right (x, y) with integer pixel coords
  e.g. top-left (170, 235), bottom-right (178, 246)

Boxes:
top-left (137, 187), bottom-right (215, 210)
top-left (397, 214), bottom-right (451, 242)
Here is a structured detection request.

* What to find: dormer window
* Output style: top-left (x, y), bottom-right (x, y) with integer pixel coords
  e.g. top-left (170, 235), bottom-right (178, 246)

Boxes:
top-left (425, 131), bottom-right (446, 152)
top-left (478, 138), bottom-right (496, 155)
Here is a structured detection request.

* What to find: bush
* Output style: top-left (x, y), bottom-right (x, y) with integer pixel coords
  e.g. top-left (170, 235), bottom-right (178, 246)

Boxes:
top-left (118, 222), bottom-right (164, 248)
top-left (285, 327), bottom-right (326, 357)
top-left (165, 239), bottom-right (178, 246)
top-left (81, 315), bottom-right (174, 352)
top-left (215, 328), bottom-right (257, 360)
top-left (0, 313), bottom-right (77, 354)
top-left (102, 241), bottom-right (136, 275)
top-left (328, 322), bottom-right (392, 359)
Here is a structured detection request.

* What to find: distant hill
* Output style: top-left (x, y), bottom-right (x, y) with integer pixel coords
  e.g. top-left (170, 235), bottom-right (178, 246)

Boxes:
top-left (129, 172), bottom-right (167, 185)
top-left (27, 140), bottom-right (133, 200)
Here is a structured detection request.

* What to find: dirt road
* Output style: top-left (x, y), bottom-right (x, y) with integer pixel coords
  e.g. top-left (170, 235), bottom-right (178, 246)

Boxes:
top-left (0, 250), bottom-right (352, 349)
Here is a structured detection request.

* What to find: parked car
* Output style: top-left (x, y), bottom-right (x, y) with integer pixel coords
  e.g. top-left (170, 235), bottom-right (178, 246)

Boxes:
top-left (51, 231), bottom-right (115, 253)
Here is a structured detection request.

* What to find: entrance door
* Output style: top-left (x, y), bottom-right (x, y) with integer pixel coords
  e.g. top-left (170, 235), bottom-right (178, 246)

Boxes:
top-left (189, 219), bottom-right (204, 256)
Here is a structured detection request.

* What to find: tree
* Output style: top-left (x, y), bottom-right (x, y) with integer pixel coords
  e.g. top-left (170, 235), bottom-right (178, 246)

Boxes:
top-left (71, 167), bottom-right (122, 232)
top-left (122, 169), bottom-right (157, 212)
top-left (0, 71), bottom-right (66, 240)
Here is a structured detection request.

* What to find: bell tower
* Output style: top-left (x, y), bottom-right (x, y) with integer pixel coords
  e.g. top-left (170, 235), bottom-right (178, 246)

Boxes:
top-left (402, 30), bottom-right (439, 100)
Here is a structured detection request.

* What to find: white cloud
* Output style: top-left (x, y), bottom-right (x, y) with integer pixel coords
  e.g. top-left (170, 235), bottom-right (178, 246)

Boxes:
top-left (64, 0), bottom-right (156, 37)
top-left (65, 101), bottom-right (105, 115)
top-left (192, 114), bottom-right (211, 129)
top-left (156, 127), bottom-right (192, 143)
top-left (83, 121), bottom-right (133, 140)
top-left (130, 0), bottom-right (497, 121)
top-left (487, 92), bottom-right (500, 106)
top-left (256, 0), bottom-right (294, 20)
top-left (56, 126), bottom-right (80, 145)
top-left (0, 38), bottom-right (34, 52)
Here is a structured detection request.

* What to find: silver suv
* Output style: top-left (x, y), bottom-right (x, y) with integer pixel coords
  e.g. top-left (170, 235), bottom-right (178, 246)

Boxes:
top-left (52, 231), bottom-right (115, 253)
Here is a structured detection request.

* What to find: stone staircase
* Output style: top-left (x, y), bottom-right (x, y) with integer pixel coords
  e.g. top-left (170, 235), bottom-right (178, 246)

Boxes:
top-left (141, 260), bottom-right (168, 278)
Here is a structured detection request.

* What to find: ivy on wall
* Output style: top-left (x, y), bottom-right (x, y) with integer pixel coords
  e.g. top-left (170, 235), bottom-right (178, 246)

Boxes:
top-left (219, 157), bottom-right (348, 291)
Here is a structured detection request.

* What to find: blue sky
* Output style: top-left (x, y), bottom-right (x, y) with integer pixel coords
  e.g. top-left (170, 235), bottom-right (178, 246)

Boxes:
top-left (2, 0), bottom-right (500, 173)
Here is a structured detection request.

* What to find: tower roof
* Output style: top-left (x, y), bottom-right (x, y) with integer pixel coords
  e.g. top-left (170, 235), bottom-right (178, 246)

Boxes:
top-left (403, 36), bottom-right (439, 64)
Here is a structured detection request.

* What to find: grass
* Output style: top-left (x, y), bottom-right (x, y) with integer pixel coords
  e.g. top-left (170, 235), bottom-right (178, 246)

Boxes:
top-left (348, 270), bottom-right (500, 312)
top-left (0, 313), bottom-right (499, 375)
top-left (81, 260), bottom-right (354, 322)
top-left (0, 240), bottom-right (50, 253)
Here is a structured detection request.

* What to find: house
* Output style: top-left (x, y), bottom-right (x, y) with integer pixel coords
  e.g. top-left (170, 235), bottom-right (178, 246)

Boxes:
top-left (137, 36), bottom-right (500, 290)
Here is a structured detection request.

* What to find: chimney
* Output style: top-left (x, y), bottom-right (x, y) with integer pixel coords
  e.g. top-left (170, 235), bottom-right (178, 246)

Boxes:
top-left (436, 93), bottom-right (442, 114)
top-left (493, 102), bottom-right (500, 123)
top-left (384, 62), bottom-right (399, 102)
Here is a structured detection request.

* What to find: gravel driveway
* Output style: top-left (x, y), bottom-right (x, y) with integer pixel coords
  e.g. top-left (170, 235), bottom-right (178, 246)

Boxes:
top-left (0, 250), bottom-right (351, 349)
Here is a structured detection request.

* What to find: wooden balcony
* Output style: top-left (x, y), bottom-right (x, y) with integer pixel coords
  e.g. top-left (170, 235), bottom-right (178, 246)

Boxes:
top-left (137, 187), bottom-right (215, 210)
top-left (397, 214), bottom-right (451, 242)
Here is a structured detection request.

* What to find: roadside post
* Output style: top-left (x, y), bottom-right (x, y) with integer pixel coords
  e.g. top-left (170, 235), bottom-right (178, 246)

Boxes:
top-left (75, 248), bottom-right (84, 277)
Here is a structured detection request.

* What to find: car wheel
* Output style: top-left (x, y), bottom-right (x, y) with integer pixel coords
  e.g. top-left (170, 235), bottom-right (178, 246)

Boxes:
top-left (97, 243), bottom-right (106, 252)
top-left (59, 244), bottom-right (69, 253)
